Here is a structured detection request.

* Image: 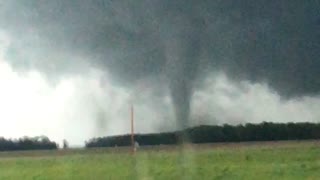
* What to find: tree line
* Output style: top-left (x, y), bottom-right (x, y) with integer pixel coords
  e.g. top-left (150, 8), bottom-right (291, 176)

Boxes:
top-left (0, 136), bottom-right (58, 151)
top-left (1, 122), bottom-right (319, 150)
top-left (85, 122), bottom-right (320, 148)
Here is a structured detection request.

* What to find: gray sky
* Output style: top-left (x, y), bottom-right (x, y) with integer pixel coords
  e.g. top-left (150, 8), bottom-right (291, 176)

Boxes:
top-left (0, 1), bottom-right (319, 146)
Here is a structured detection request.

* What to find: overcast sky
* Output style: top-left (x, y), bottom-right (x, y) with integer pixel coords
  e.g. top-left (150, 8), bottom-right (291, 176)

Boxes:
top-left (0, 1), bottom-right (319, 146)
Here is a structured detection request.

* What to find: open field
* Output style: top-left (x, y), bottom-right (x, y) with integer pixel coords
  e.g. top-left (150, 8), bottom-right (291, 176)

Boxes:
top-left (0, 141), bottom-right (320, 179)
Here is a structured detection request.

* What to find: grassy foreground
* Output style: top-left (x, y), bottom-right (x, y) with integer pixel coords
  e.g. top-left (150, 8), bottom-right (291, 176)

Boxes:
top-left (0, 141), bottom-right (319, 180)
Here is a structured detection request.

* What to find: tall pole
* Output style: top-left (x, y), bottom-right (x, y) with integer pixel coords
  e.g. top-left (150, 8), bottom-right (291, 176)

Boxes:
top-left (131, 105), bottom-right (135, 154)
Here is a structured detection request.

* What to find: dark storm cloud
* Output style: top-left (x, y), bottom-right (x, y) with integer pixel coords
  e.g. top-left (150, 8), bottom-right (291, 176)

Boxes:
top-left (0, 0), bottom-right (319, 129)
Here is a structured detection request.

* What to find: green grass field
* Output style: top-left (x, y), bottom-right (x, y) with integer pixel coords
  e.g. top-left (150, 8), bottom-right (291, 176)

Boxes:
top-left (0, 141), bottom-right (319, 180)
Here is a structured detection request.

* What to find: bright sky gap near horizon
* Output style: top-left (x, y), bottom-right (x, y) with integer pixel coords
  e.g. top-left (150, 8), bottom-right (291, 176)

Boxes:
top-left (0, 1), bottom-right (319, 146)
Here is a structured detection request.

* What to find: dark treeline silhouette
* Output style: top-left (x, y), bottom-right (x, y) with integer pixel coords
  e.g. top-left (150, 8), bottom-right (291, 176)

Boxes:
top-left (0, 136), bottom-right (58, 151)
top-left (85, 122), bottom-right (320, 148)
